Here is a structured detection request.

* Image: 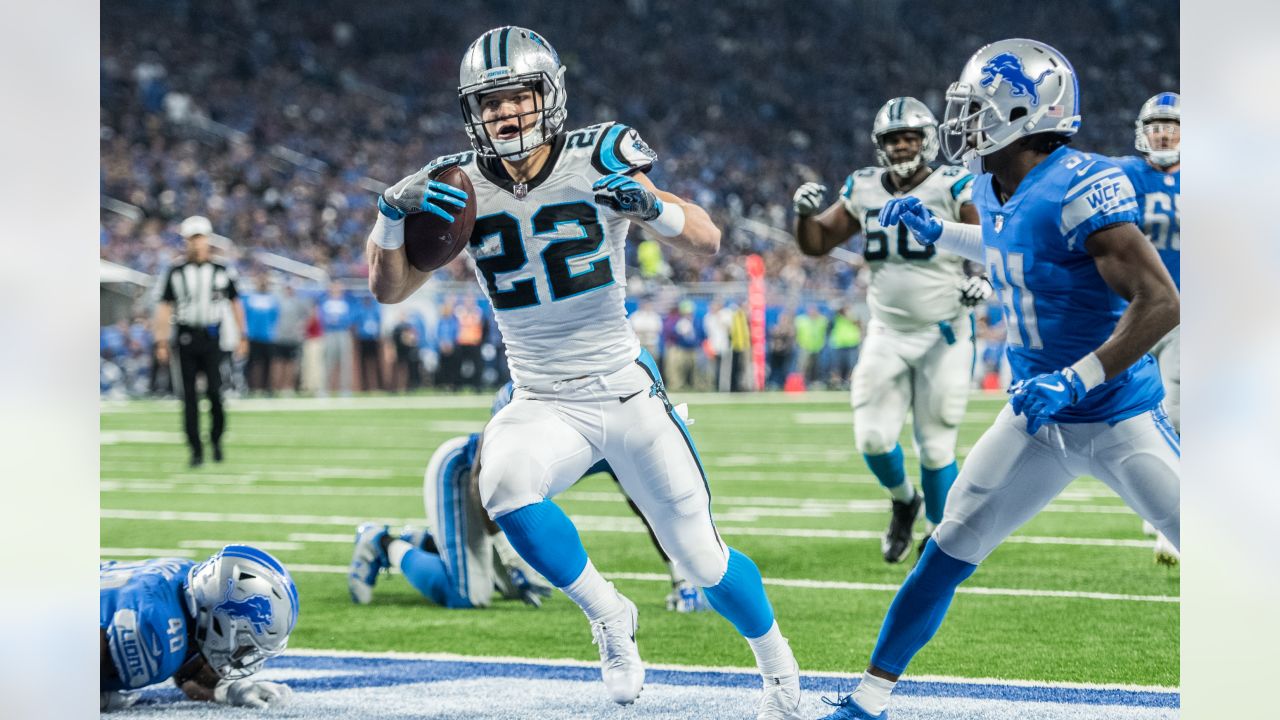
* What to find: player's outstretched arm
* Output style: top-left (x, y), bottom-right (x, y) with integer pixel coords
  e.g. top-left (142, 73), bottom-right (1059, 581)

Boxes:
top-left (1086, 222), bottom-right (1181, 377)
top-left (593, 172), bottom-right (720, 255)
top-left (793, 183), bottom-right (859, 256)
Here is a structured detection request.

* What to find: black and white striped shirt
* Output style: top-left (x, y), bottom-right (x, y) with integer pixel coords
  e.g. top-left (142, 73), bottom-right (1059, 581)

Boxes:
top-left (161, 261), bottom-right (239, 328)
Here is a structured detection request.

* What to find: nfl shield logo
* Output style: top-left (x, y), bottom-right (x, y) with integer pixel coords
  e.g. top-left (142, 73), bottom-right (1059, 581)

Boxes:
top-left (513, 182), bottom-right (528, 200)
top-left (994, 215), bottom-right (1005, 233)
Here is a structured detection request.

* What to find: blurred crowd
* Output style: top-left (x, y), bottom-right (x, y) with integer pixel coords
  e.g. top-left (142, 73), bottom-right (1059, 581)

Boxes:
top-left (99, 0), bottom-right (1174, 395)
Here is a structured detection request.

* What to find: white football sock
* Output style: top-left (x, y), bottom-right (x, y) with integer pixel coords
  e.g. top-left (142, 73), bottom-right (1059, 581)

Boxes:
top-left (386, 539), bottom-right (413, 569)
top-left (746, 622), bottom-right (795, 676)
top-left (888, 482), bottom-right (917, 503)
top-left (850, 671), bottom-right (896, 715)
top-left (560, 560), bottom-right (624, 622)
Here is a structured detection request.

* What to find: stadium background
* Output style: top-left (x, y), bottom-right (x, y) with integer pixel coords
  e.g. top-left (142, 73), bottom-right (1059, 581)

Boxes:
top-left (96, 1), bottom-right (1182, 717)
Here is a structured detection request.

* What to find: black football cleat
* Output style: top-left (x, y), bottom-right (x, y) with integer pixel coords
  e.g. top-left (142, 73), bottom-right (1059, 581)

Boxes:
top-left (881, 492), bottom-right (923, 564)
top-left (212, 443), bottom-right (224, 463)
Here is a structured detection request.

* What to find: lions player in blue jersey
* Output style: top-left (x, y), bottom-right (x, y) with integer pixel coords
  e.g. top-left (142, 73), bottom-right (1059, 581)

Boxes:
top-left (100, 546), bottom-right (299, 711)
top-left (348, 382), bottom-right (710, 613)
top-left (817, 39), bottom-right (1180, 720)
top-left (1114, 92), bottom-right (1181, 565)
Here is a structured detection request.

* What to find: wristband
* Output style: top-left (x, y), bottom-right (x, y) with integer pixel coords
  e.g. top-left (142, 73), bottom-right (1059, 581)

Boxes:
top-left (643, 200), bottom-right (685, 238)
top-left (370, 210), bottom-right (405, 250)
top-left (1069, 352), bottom-right (1105, 392)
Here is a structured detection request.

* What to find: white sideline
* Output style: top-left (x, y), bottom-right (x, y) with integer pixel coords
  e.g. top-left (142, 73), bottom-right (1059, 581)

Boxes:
top-left (95, 551), bottom-right (1177, 603)
top-left (99, 508), bottom-right (1157, 549)
top-left (279, 647), bottom-right (1180, 694)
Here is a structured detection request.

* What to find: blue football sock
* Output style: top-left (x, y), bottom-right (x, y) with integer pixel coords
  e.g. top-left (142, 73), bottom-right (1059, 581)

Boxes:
top-left (920, 462), bottom-right (958, 525)
top-left (494, 500), bottom-right (589, 588)
top-left (400, 547), bottom-right (472, 608)
top-left (702, 547), bottom-right (776, 639)
top-left (869, 538), bottom-right (977, 675)
top-left (864, 445), bottom-right (907, 492)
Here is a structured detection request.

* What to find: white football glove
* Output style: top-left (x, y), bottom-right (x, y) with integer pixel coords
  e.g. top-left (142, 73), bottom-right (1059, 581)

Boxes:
top-left (215, 678), bottom-right (294, 709)
top-left (958, 276), bottom-right (993, 307)
top-left (792, 182), bottom-right (827, 217)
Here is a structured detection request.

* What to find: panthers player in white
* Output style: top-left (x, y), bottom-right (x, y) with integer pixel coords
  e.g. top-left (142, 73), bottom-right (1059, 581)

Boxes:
top-left (365, 27), bottom-right (802, 719)
top-left (793, 97), bottom-right (984, 564)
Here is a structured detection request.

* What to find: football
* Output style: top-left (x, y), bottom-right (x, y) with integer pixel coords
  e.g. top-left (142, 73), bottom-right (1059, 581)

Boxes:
top-left (403, 166), bottom-right (476, 272)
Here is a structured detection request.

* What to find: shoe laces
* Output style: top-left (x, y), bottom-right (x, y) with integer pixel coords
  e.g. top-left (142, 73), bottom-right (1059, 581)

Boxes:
top-left (590, 611), bottom-right (635, 670)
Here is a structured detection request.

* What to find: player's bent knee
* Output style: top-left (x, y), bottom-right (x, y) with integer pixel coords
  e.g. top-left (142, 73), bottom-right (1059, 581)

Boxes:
top-left (478, 461), bottom-right (543, 520)
top-left (856, 428), bottom-right (893, 457)
top-left (918, 444), bottom-right (956, 471)
top-left (673, 546), bottom-right (729, 588)
top-left (934, 520), bottom-right (990, 565)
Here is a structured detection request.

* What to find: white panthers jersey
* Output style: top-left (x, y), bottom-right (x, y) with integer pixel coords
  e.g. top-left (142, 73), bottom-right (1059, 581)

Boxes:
top-left (424, 122), bottom-right (657, 387)
top-left (840, 165), bottom-right (975, 331)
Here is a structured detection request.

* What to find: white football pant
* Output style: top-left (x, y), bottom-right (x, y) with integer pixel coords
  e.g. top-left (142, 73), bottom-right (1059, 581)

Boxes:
top-left (935, 404), bottom-right (1181, 565)
top-left (424, 436), bottom-right (498, 607)
top-left (1151, 325), bottom-right (1180, 434)
top-left (852, 317), bottom-right (974, 469)
top-left (479, 357), bottom-right (730, 588)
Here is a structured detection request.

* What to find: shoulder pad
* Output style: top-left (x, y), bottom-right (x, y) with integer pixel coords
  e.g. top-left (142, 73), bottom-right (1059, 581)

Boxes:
top-left (853, 167), bottom-right (879, 179)
top-left (839, 173), bottom-right (857, 200)
top-left (587, 122), bottom-right (656, 176)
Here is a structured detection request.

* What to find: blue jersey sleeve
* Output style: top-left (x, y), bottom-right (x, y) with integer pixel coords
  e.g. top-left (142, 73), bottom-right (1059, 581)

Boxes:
top-left (1058, 158), bottom-right (1141, 251)
top-left (101, 559), bottom-right (195, 691)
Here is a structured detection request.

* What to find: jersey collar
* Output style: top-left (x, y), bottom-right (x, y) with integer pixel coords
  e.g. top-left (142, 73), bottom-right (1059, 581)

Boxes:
top-left (477, 132), bottom-right (567, 198)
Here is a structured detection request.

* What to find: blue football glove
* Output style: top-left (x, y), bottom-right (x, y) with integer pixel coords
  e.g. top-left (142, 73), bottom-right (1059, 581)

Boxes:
top-left (506, 566), bottom-right (554, 609)
top-left (593, 173), bottom-right (662, 221)
top-left (1008, 368), bottom-right (1089, 434)
top-left (879, 196), bottom-right (943, 245)
top-left (379, 164), bottom-right (469, 223)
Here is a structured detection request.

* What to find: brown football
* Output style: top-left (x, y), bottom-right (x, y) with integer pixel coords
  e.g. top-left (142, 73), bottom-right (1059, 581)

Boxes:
top-left (403, 166), bottom-right (476, 272)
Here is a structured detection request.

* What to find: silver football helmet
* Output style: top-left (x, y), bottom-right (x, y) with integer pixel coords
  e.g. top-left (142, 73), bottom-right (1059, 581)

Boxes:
top-left (1134, 92), bottom-right (1180, 167)
top-left (940, 38), bottom-right (1081, 166)
top-left (458, 26), bottom-right (567, 161)
top-left (871, 97), bottom-right (940, 178)
top-left (184, 545), bottom-right (300, 679)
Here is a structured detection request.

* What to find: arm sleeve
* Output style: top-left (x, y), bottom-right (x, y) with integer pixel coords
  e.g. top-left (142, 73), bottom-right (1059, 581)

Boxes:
top-left (591, 123), bottom-right (656, 176)
top-left (1059, 161), bottom-right (1142, 252)
top-left (934, 221), bottom-right (986, 262)
top-left (838, 173), bottom-right (859, 218)
top-left (161, 268), bottom-right (176, 303)
top-left (948, 172), bottom-right (976, 218)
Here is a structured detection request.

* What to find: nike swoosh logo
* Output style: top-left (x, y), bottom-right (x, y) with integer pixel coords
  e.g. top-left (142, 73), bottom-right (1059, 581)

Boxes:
top-left (618, 390), bottom-right (643, 403)
top-left (1075, 161), bottom-right (1097, 177)
top-left (392, 183), bottom-right (411, 200)
top-left (1038, 381), bottom-right (1065, 391)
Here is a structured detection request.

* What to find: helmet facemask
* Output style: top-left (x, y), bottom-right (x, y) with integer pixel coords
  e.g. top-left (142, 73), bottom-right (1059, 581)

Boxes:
top-left (941, 84), bottom-right (1016, 164)
top-left (875, 128), bottom-right (937, 179)
top-left (1136, 119), bottom-right (1180, 168)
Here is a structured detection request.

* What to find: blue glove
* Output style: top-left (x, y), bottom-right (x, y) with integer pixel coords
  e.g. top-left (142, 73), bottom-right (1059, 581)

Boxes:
top-left (879, 196), bottom-right (943, 245)
top-left (380, 167), bottom-right (469, 222)
top-left (506, 566), bottom-right (553, 608)
top-left (593, 173), bottom-right (662, 221)
top-left (1008, 368), bottom-right (1089, 434)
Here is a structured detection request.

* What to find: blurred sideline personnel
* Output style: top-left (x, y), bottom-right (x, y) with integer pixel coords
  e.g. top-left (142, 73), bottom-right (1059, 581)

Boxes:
top-left (348, 383), bottom-right (710, 612)
top-left (793, 97), bottom-right (985, 564)
top-left (820, 39), bottom-right (1180, 720)
top-left (1113, 93), bottom-right (1181, 565)
top-left (100, 546), bottom-right (299, 712)
top-left (366, 27), bottom-right (802, 718)
top-left (153, 216), bottom-right (248, 467)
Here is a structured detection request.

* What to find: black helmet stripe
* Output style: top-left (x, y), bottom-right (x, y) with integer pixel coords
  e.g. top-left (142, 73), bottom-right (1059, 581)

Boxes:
top-left (483, 30), bottom-right (494, 69)
top-left (498, 27), bottom-right (512, 67)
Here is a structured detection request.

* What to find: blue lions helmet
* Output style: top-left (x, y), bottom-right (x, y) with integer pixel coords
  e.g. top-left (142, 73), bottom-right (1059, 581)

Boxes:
top-left (940, 38), bottom-right (1081, 166)
top-left (1135, 92), bottom-right (1180, 167)
top-left (184, 545), bottom-right (300, 678)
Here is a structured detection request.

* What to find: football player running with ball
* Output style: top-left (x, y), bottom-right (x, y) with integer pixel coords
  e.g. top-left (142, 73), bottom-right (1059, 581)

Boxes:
top-left (366, 27), bottom-right (802, 718)
top-left (818, 39), bottom-right (1180, 720)
top-left (793, 97), bottom-right (985, 564)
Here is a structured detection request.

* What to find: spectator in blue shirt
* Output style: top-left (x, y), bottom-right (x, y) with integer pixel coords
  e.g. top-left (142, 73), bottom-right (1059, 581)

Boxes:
top-left (242, 273), bottom-right (281, 395)
top-left (319, 282), bottom-right (354, 396)
top-left (353, 294), bottom-right (384, 392)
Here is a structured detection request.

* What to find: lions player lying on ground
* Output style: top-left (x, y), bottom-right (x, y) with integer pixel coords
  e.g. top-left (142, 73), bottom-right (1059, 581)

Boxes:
top-left (348, 383), bottom-right (710, 612)
top-left (366, 26), bottom-right (802, 718)
top-left (100, 546), bottom-right (299, 711)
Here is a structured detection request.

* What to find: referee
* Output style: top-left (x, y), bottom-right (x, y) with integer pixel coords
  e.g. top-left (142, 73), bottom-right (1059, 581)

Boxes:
top-left (153, 216), bottom-right (248, 467)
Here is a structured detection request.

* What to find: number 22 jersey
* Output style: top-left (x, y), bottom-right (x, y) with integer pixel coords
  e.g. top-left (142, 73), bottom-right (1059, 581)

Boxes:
top-left (973, 145), bottom-right (1164, 424)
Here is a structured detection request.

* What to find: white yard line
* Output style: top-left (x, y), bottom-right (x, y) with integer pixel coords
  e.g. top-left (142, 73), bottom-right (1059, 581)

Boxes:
top-left (95, 551), bottom-right (1174, 604)
top-left (100, 508), bottom-right (1156, 549)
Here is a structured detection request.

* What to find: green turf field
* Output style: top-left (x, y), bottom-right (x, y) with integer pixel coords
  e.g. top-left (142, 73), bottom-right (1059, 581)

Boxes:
top-left (100, 391), bottom-right (1178, 688)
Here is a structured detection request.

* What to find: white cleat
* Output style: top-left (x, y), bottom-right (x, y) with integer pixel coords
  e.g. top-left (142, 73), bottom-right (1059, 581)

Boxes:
top-left (591, 594), bottom-right (645, 705)
top-left (1141, 520), bottom-right (1157, 537)
top-left (1154, 532), bottom-right (1179, 566)
top-left (756, 658), bottom-right (804, 720)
